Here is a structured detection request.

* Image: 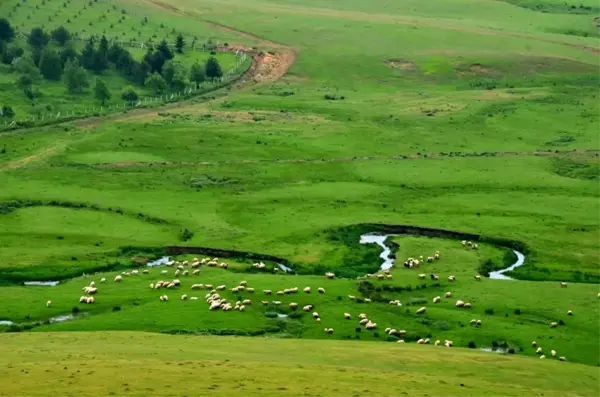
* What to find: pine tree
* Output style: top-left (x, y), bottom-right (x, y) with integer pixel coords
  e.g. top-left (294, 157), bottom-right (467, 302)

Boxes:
top-left (81, 38), bottom-right (95, 70)
top-left (175, 34), bottom-right (184, 54)
top-left (205, 56), bottom-right (223, 80)
top-left (92, 35), bottom-right (109, 73)
top-left (0, 18), bottom-right (15, 42)
top-left (94, 77), bottom-right (111, 104)
top-left (28, 27), bottom-right (49, 49)
top-left (64, 58), bottom-right (89, 93)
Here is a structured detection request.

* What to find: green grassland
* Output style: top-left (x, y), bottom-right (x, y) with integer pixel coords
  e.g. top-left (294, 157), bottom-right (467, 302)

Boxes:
top-left (1, 332), bottom-right (598, 397)
top-left (0, 0), bottom-right (599, 392)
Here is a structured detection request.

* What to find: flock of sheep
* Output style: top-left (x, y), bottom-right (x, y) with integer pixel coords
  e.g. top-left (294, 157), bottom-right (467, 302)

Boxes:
top-left (43, 245), bottom-right (593, 363)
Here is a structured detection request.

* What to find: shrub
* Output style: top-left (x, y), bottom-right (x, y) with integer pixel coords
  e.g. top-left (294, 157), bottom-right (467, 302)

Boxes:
top-left (112, 306), bottom-right (121, 311)
top-left (264, 312), bottom-right (278, 318)
top-left (558, 319), bottom-right (565, 326)
top-left (492, 341), bottom-right (499, 348)
top-left (373, 332), bottom-right (379, 338)
top-left (508, 347), bottom-right (515, 354)
top-left (484, 308), bottom-right (494, 315)
top-left (121, 85), bottom-right (139, 102)
top-left (468, 341), bottom-right (476, 348)
top-left (514, 308), bottom-right (521, 315)
top-left (355, 327), bottom-right (361, 333)
top-left (72, 306), bottom-right (79, 313)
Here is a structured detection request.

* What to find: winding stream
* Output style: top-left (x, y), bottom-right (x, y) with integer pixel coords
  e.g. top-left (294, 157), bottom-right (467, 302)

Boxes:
top-left (359, 233), bottom-right (525, 279)
top-left (23, 281), bottom-right (60, 286)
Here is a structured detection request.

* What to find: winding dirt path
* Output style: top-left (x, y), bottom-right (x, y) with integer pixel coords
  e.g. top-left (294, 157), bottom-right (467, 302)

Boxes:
top-left (93, 149), bottom-right (599, 169)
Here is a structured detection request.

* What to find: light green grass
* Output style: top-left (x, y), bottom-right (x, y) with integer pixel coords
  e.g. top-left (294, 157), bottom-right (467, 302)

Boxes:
top-left (1, 332), bottom-right (598, 397)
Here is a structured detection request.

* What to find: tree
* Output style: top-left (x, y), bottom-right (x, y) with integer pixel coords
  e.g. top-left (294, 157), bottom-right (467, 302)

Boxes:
top-left (1, 45), bottom-right (23, 65)
top-left (39, 48), bottom-right (63, 80)
top-left (108, 42), bottom-right (126, 64)
top-left (81, 38), bottom-right (95, 70)
top-left (132, 60), bottom-right (151, 84)
top-left (59, 41), bottom-right (78, 67)
top-left (12, 55), bottom-right (41, 82)
top-left (0, 18), bottom-right (15, 42)
top-left (121, 85), bottom-right (138, 102)
top-left (92, 35), bottom-right (109, 73)
top-left (94, 77), bottom-right (111, 105)
top-left (144, 72), bottom-right (167, 94)
top-left (16, 74), bottom-right (33, 90)
top-left (0, 105), bottom-right (15, 118)
top-left (51, 26), bottom-right (71, 46)
top-left (175, 34), bottom-right (184, 54)
top-left (28, 27), bottom-right (49, 49)
top-left (189, 61), bottom-right (205, 88)
top-left (205, 56), bottom-right (223, 80)
top-left (157, 39), bottom-right (173, 62)
top-left (161, 59), bottom-right (176, 85)
top-left (63, 58), bottom-right (89, 93)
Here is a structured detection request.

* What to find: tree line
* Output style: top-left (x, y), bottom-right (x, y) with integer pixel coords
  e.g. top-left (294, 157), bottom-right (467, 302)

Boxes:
top-left (0, 18), bottom-right (225, 117)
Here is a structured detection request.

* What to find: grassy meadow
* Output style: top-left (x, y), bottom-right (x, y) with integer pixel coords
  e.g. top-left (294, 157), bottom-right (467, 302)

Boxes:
top-left (1, 332), bottom-right (598, 397)
top-left (0, 0), bottom-right (598, 392)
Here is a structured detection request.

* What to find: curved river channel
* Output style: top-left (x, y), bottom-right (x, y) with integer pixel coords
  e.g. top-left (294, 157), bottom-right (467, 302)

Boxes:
top-left (359, 233), bottom-right (525, 280)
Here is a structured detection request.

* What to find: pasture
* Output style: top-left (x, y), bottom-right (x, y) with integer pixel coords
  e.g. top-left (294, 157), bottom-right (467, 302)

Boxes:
top-left (0, 0), bottom-right (598, 393)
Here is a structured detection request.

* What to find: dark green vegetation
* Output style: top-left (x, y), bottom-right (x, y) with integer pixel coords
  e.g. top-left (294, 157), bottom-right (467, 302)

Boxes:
top-left (0, 0), bottom-right (598, 393)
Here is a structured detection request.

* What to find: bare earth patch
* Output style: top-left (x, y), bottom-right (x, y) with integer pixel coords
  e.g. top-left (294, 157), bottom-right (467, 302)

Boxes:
top-left (385, 59), bottom-right (416, 70)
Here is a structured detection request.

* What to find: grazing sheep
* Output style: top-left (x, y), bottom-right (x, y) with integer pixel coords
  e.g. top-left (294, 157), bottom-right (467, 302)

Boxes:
top-left (417, 339), bottom-right (425, 344)
top-left (239, 280), bottom-right (247, 286)
top-left (318, 287), bottom-right (325, 294)
top-left (303, 305), bottom-right (312, 311)
top-left (190, 297), bottom-right (198, 300)
top-left (462, 240), bottom-right (467, 246)
top-left (397, 340), bottom-right (405, 343)
top-left (426, 257), bottom-right (433, 263)
top-left (472, 244), bottom-right (478, 250)
top-left (359, 318), bottom-right (369, 325)
top-left (430, 274), bottom-right (439, 280)
top-left (191, 284), bottom-right (203, 290)
top-left (324, 328), bottom-right (334, 334)
top-left (247, 287), bottom-right (255, 293)
top-left (434, 340), bottom-right (440, 346)
top-left (263, 290), bottom-right (272, 295)
top-left (432, 296), bottom-right (441, 304)
top-left (536, 347), bottom-right (543, 354)
top-left (445, 292), bottom-right (452, 298)
top-left (444, 340), bottom-right (453, 347)
top-left (238, 305), bottom-right (246, 312)
top-left (272, 301), bottom-right (282, 306)
top-left (539, 355), bottom-right (545, 359)
top-left (567, 310), bottom-right (573, 316)
top-left (385, 327), bottom-right (391, 334)
top-left (560, 282), bottom-right (567, 288)
top-left (243, 299), bottom-right (252, 305)
top-left (114, 275), bottom-right (122, 282)
top-left (455, 300), bottom-right (465, 307)
top-left (161, 270), bottom-right (168, 275)
top-left (86, 296), bottom-right (94, 304)
top-left (424, 338), bottom-right (430, 344)
top-left (276, 291), bottom-right (285, 296)
top-left (448, 276), bottom-right (456, 282)
top-left (325, 272), bottom-right (335, 279)
top-left (532, 341), bottom-right (537, 347)
top-left (174, 270), bottom-right (181, 277)
top-left (312, 312), bottom-right (320, 318)
top-left (193, 269), bottom-right (200, 275)
top-left (559, 356), bottom-right (566, 361)
top-left (204, 284), bottom-right (213, 289)
top-left (550, 322), bottom-right (558, 328)
top-left (46, 300), bottom-right (52, 307)
top-left (464, 302), bottom-right (472, 308)
top-left (551, 349), bottom-right (556, 357)
top-left (358, 313), bottom-right (367, 319)
top-left (389, 329), bottom-right (397, 335)
top-left (434, 253), bottom-right (440, 260)
top-left (474, 275), bottom-right (481, 281)
top-left (348, 295), bottom-right (356, 300)
top-left (289, 302), bottom-right (298, 309)
top-left (398, 330), bottom-right (407, 336)
top-left (231, 287), bottom-right (240, 293)
top-left (385, 274), bottom-right (393, 279)
top-left (181, 294), bottom-right (188, 300)
top-left (365, 321), bottom-right (377, 330)
top-left (315, 318), bottom-right (321, 323)
top-left (470, 319), bottom-right (477, 325)
top-left (100, 278), bottom-right (106, 283)
top-left (142, 269), bottom-right (150, 274)
top-left (303, 287), bottom-right (311, 293)
top-left (476, 320), bottom-right (482, 326)
top-left (344, 313), bottom-right (351, 319)
top-left (149, 283), bottom-right (155, 289)
top-left (416, 307), bottom-right (426, 314)
top-left (216, 285), bottom-right (226, 291)
top-left (364, 298), bottom-right (371, 303)
top-left (261, 301), bottom-right (269, 305)
top-left (89, 281), bottom-right (95, 287)
top-left (160, 295), bottom-right (169, 302)
top-left (418, 274), bottom-right (426, 280)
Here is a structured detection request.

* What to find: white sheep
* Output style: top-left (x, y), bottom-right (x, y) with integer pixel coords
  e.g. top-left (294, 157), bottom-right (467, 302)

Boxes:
top-left (455, 300), bottom-right (465, 307)
top-left (348, 295), bottom-right (356, 300)
top-left (432, 296), bottom-right (440, 303)
top-left (344, 313), bottom-right (351, 319)
top-left (325, 272), bottom-right (335, 279)
top-left (161, 270), bottom-right (168, 275)
top-left (303, 287), bottom-right (311, 293)
top-left (272, 301), bottom-right (281, 305)
top-left (263, 290), bottom-right (272, 295)
top-left (216, 285), bottom-right (226, 291)
top-left (417, 339), bottom-right (425, 344)
top-left (181, 294), bottom-right (188, 300)
top-left (532, 341), bottom-right (537, 347)
top-left (416, 307), bottom-right (426, 314)
top-left (448, 275), bottom-right (456, 282)
top-left (567, 310), bottom-right (573, 316)
top-left (474, 275), bottom-right (481, 281)
top-left (464, 302), bottom-right (472, 308)
top-left (559, 356), bottom-right (566, 361)
top-left (100, 278), bottom-right (106, 283)
top-left (149, 283), bottom-right (154, 289)
top-left (46, 300), bottom-right (52, 307)
top-left (312, 312), bottom-right (319, 318)
top-left (358, 313), bottom-right (367, 319)
top-left (261, 301), bottom-right (269, 305)
top-left (303, 305), bottom-right (312, 311)
top-left (365, 321), bottom-right (377, 330)
top-left (560, 282), bottom-right (567, 288)
top-left (289, 302), bottom-right (298, 309)
top-left (550, 322), bottom-right (558, 328)
top-left (359, 318), bottom-right (369, 325)
top-left (276, 291), bottom-right (284, 296)
top-left (247, 288), bottom-right (255, 293)
top-left (536, 347), bottom-right (543, 354)
top-left (318, 287), bottom-right (325, 294)
top-left (114, 275), bottom-right (122, 282)
top-left (551, 349), bottom-right (556, 357)
top-left (364, 298), bottom-right (371, 303)
top-left (193, 269), bottom-right (200, 275)
top-left (539, 355), bottom-right (545, 359)
top-left (418, 274), bottom-right (426, 279)
top-left (397, 340), bottom-right (405, 343)
top-left (240, 280), bottom-right (247, 286)
top-left (434, 340), bottom-right (440, 346)
top-left (242, 299), bottom-right (252, 305)
top-left (445, 292), bottom-right (452, 298)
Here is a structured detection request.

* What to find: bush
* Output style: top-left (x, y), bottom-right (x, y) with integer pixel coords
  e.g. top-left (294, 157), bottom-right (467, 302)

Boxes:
top-left (508, 347), bottom-right (515, 354)
top-left (484, 308), bottom-right (494, 315)
top-left (558, 319), bottom-right (565, 326)
top-left (355, 327), bottom-right (361, 333)
top-left (72, 306), bottom-right (79, 313)
top-left (112, 306), bottom-right (121, 311)
top-left (121, 85), bottom-right (139, 102)
top-left (373, 332), bottom-right (379, 338)
top-left (492, 341), bottom-right (499, 348)
top-left (468, 341), bottom-right (476, 348)
top-left (264, 311), bottom-right (278, 318)
top-left (514, 308), bottom-right (521, 315)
